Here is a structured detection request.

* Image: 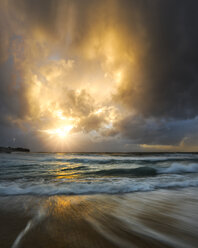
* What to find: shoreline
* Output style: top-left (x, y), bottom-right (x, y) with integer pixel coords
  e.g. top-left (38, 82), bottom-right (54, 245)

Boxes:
top-left (0, 188), bottom-right (198, 248)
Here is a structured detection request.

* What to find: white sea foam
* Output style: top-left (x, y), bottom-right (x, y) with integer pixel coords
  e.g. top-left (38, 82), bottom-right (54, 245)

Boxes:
top-left (158, 163), bottom-right (198, 174)
top-left (11, 208), bottom-right (46, 248)
top-left (1, 153), bottom-right (198, 196)
top-left (0, 178), bottom-right (198, 196)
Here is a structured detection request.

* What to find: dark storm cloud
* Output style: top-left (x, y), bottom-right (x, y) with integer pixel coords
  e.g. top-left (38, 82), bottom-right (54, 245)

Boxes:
top-left (115, 0), bottom-right (198, 119)
top-left (0, 58), bottom-right (28, 125)
top-left (114, 115), bottom-right (198, 146)
top-left (9, 0), bottom-right (60, 36)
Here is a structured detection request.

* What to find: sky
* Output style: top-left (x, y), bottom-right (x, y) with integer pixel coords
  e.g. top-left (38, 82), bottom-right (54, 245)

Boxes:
top-left (0, 0), bottom-right (198, 152)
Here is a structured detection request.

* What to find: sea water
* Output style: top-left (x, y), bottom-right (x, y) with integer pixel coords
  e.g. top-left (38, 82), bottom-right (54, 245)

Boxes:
top-left (0, 152), bottom-right (198, 195)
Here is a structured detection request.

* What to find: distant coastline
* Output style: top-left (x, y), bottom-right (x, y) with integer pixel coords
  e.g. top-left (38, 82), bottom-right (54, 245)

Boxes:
top-left (0, 147), bottom-right (30, 153)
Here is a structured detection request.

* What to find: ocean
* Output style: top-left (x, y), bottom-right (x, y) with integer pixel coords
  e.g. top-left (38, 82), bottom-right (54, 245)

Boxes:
top-left (0, 152), bottom-right (198, 247)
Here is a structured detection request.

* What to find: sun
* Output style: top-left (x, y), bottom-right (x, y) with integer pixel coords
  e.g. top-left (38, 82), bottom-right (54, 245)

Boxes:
top-left (42, 125), bottom-right (73, 139)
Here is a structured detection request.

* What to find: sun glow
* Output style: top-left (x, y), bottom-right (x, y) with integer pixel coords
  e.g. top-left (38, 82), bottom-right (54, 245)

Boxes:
top-left (43, 125), bottom-right (73, 139)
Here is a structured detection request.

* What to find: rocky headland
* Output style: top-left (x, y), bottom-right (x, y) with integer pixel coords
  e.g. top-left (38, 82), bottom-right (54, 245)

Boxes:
top-left (0, 147), bottom-right (30, 153)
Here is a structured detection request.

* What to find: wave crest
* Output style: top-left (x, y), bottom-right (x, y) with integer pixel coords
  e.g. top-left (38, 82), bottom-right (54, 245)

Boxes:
top-left (158, 163), bottom-right (198, 174)
top-left (0, 179), bottom-right (198, 196)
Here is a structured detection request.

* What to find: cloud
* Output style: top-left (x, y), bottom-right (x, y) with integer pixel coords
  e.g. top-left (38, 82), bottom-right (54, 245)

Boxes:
top-left (113, 114), bottom-right (198, 147)
top-left (9, 0), bottom-right (60, 38)
top-left (113, 0), bottom-right (198, 119)
top-left (1, 0), bottom-right (198, 151)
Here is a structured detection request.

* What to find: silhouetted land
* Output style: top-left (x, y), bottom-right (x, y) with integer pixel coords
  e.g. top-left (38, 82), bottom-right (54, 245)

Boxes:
top-left (0, 147), bottom-right (30, 153)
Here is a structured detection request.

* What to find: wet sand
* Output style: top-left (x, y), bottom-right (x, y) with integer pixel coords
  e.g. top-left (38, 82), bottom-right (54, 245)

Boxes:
top-left (0, 188), bottom-right (198, 248)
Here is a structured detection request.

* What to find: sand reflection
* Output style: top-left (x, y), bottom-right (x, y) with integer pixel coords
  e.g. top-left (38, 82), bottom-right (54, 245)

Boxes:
top-left (0, 189), bottom-right (198, 248)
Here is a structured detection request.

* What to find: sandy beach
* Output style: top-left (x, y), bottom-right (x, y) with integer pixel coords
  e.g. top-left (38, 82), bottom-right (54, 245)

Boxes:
top-left (0, 188), bottom-right (197, 248)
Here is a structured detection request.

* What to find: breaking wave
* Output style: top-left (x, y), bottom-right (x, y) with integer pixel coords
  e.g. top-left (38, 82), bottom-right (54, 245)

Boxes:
top-left (84, 163), bottom-right (198, 177)
top-left (0, 178), bottom-right (198, 196)
top-left (1, 153), bottom-right (198, 197)
top-left (158, 163), bottom-right (198, 174)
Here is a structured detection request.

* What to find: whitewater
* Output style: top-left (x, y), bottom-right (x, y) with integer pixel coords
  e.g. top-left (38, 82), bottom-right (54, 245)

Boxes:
top-left (1, 152), bottom-right (198, 196)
